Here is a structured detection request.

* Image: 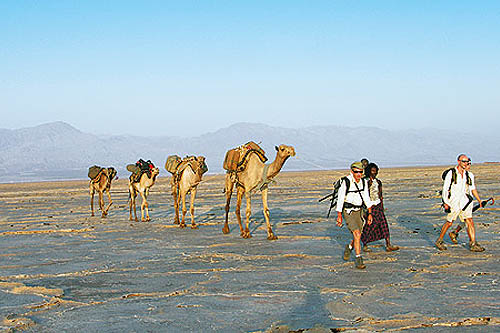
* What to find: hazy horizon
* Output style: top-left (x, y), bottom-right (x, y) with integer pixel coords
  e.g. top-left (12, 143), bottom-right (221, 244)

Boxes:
top-left (2, 120), bottom-right (500, 140)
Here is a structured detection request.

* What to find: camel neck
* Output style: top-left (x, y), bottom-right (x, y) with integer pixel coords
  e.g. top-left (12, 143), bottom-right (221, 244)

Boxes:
top-left (267, 153), bottom-right (288, 178)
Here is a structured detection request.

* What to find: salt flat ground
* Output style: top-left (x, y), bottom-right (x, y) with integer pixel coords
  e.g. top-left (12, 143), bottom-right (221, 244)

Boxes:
top-left (1, 165), bottom-right (499, 332)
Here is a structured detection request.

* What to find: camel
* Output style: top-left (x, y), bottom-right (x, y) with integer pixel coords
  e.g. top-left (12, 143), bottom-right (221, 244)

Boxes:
top-left (170, 156), bottom-right (207, 229)
top-left (129, 167), bottom-right (160, 222)
top-left (89, 167), bottom-right (117, 218)
top-left (223, 144), bottom-right (296, 239)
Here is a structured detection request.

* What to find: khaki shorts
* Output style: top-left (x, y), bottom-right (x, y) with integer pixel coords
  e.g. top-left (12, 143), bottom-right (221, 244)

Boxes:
top-left (447, 204), bottom-right (473, 223)
top-left (343, 209), bottom-right (364, 232)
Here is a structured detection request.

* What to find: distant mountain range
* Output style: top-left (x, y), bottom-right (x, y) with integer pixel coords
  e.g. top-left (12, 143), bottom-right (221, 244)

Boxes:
top-left (1, 121), bottom-right (499, 183)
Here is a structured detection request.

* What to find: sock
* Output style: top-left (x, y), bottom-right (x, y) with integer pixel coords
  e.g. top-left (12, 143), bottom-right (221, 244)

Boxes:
top-left (356, 254), bottom-right (361, 258)
top-left (348, 244), bottom-right (353, 250)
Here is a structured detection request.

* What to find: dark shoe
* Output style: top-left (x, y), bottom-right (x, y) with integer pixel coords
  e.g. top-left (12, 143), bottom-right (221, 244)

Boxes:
top-left (449, 231), bottom-right (458, 244)
top-left (362, 244), bottom-right (372, 253)
top-left (386, 244), bottom-right (400, 252)
top-left (355, 257), bottom-right (366, 269)
top-left (343, 244), bottom-right (352, 261)
top-left (470, 242), bottom-right (485, 252)
top-left (435, 240), bottom-right (447, 251)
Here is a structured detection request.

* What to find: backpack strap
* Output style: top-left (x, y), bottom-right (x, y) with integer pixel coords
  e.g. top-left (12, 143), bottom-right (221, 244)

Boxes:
top-left (465, 170), bottom-right (472, 185)
top-left (353, 178), bottom-right (367, 208)
top-left (446, 168), bottom-right (456, 199)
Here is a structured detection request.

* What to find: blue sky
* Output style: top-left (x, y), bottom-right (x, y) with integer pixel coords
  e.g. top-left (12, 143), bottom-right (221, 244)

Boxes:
top-left (1, 1), bottom-right (499, 136)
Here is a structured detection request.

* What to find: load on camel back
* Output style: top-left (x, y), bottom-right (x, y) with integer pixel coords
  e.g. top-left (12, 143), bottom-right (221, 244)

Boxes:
top-left (165, 155), bottom-right (208, 182)
top-left (223, 141), bottom-right (268, 173)
top-left (88, 165), bottom-right (117, 182)
top-left (165, 154), bottom-right (209, 228)
top-left (127, 159), bottom-right (156, 183)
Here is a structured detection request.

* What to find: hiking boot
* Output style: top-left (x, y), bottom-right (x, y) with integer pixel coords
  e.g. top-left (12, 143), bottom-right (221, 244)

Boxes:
top-left (386, 244), bottom-right (400, 252)
top-left (449, 231), bottom-right (458, 244)
top-left (469, 242), bottom-right (485, 252)
top-left (355, 257), bottom-right (366, 269)
top-left (343, 244), bottom-right (352, 261)
top-left (362, 244), bottom-right (372, 253)
top-left (435, 240), bottom-right (447, 251)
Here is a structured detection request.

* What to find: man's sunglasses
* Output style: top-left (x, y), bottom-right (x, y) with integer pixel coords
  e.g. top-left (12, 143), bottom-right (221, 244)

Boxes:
top-left (460, 159), bottom-right (471, 164)
top-left (352, 170), bottom-right (363, 174)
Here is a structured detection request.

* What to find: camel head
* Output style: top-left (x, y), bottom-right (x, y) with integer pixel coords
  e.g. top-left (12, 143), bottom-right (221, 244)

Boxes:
top-left (275, 144), bottom-right (296, 159)
top-left (196, 156), bottom-right (208, 175)
top-left (151, 167), bottom-right (160, 181)
top-left (107, 167), bottom-right (118, 180)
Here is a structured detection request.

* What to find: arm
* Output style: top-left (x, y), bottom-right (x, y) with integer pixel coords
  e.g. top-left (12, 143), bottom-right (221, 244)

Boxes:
top-left (362, 180), bottom-right (373, 225)
top-left (469, 173), bottom-right (482, 207)
top-left (378, 179), bottom-right (383, 201)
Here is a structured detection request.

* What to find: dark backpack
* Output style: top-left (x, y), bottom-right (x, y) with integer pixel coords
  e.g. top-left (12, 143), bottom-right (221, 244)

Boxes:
top-left (442, 168), bottom-right (471, 199)
top-left (329, 177), bottom-right (350, 210)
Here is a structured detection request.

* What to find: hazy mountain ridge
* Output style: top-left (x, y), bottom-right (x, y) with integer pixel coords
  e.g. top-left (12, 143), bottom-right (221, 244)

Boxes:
top-left (0, 122), bottom-right (498, 182)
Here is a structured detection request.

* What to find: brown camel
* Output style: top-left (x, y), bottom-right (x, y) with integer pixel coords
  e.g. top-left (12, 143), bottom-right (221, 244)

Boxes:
top-left (170, 156), bottom-right (208, 229)
top-left (129, 167), bottom-right (160, 222)
top-left (223, 144), bottom-right (296, 239)
top-left (89, 167), bottom-right (117, 218)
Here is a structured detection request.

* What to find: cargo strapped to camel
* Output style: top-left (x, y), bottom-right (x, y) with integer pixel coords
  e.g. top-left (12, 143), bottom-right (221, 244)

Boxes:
top-left (88, 165), bottom-right (103, 180)
top-left (127, 159), bottom-right (155, 183)
top-left (167, 155), bottom-right (208, 184)
top-left (165, 155), bottom-right (182, 174)
top-left (223, 141), bottom-right (268, 172)
top-left (88, 166), bottom-right (117, 187)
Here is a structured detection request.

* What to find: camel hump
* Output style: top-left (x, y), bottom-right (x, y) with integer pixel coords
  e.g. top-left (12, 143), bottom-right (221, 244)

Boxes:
top-left (223, 141), bottom-right (267, 172)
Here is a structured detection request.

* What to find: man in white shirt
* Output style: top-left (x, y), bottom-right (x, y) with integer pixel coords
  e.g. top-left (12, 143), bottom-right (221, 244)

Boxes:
top-left (436, 154), bottom-right (484, 252)
top-left (336, 161), bottom-right (373, 269)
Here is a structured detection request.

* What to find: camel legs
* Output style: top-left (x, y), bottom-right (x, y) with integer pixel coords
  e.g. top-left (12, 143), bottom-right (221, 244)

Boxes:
top-left (102, 190), bottom-right (113, 217)
top-left (262, 189), bottom-right (277, 240)
top-left (180, 190), bottom-right (187, 228)
top-left (90, 186), bottom-right (95, 217)
top-left (189, 187), bottom-right (198, 229)
top-left (234, 186), bottom-right (246, 236)
top-left (242, 190), bottom-right (252, 238)
top-left (172, 184), bottom-right (180, 224)
top-left (129, 187), bottom-right (138, 222)
top-left (97, 191), bottom-right (106, 218)
top-left (222, 174), bottom-right (235, 234)
top-left (140, 190), bottom-right (150, 222)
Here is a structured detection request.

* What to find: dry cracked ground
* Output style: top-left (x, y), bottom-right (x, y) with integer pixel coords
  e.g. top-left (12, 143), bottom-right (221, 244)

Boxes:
top-left (1, 165), bottom-right (499, 332)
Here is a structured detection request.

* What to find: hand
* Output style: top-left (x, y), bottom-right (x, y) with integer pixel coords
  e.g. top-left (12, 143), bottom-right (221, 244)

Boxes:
top-left (336, 214), bottom-right (343, 227)
top-left (367, 214), bottom-right (373, 225)
top-left (443, 203), bottom-right (450, 211)
top-left (479, 200), bottom-right (483, 208)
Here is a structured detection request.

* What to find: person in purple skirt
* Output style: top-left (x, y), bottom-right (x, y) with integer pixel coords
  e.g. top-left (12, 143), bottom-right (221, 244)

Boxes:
top-left (361, 163), bottom-right (399, 253)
